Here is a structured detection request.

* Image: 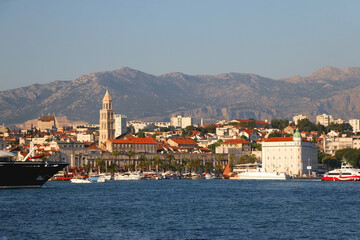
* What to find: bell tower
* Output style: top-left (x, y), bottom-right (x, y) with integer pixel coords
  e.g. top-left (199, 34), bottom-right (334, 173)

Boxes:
top-left (99, 90), bottom-right (115, 148)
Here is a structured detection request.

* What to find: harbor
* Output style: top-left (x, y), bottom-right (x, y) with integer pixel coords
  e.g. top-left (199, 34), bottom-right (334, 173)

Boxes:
top-left (1, 179), bottom-right (360, 239)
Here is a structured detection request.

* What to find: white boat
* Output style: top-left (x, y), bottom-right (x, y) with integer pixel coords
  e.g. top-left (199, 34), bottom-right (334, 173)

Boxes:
top-left (230, 163), bottom-right (290, 180)
top-left (99, 173), bottom-right (112, 181)
top-left (322, 162), bottom-right (360, 181)
top-left (70, 178), bottom-right (92, 183)
top-left (114, 172), bottom-right (141, 181)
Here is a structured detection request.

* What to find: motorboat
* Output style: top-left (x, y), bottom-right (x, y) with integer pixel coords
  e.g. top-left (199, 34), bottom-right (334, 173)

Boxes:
top-left (229, 163), bottom-right (290, 180)
top-left (114, 172), bottom-right (141, 181)
top-left (70, 177), bottom-right (92, 183)
top-left (322, 162), bottom-right (360, 181)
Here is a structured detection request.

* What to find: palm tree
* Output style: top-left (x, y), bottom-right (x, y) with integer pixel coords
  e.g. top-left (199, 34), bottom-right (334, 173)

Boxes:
top-left (95, 157), bottom-right (105, 174)
top-left (83, 163), bottom-right (92, 174)
top-left (204, 160), bottom-right (213, 173)
top-left (126, 150), bottom-right (134, 166)
top-left (152, 155), bottom-right (161, 173)
top-left (108, 162), bottom-right (118, 176)
top-left (192, 157), bottom-right (201, 174)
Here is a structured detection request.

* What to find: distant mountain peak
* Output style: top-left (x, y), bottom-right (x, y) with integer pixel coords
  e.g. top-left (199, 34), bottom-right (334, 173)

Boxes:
top-left (306, 66), bottom-right (360, 80)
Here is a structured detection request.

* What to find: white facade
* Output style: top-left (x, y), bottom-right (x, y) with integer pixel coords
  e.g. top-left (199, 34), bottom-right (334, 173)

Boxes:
top-left (115, 114), bottom-right (127, 137)
top-left (170, 116), bottom-right (193, 128)
top-left (349, 119), bottom-right (360, 133)
top-left (316, 114), bottom-right (333, 127)
top-left (293, 114), bottom-right (307, 125)
top-left (261, 133), bottom-right (318, 176)
top-left (76, 133), bottom-right (94, 143)
top-left (323, 136), bottom-right (355, 155)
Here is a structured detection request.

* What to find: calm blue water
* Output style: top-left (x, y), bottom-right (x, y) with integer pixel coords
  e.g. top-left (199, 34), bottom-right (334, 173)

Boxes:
top-left (1, 180), bottom-right (360, 240)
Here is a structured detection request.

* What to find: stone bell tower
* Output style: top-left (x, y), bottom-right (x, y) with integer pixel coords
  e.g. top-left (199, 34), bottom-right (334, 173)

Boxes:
top-left (99, 90), bottom-right (115, 148)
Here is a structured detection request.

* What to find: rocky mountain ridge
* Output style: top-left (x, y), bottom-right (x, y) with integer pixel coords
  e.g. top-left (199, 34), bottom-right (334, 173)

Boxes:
top-left (1, 66), bottom-right (360, 126)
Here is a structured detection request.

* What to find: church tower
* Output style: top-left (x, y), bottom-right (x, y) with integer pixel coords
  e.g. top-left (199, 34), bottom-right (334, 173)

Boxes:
top-left (99, 90), bottom-right (115, 148)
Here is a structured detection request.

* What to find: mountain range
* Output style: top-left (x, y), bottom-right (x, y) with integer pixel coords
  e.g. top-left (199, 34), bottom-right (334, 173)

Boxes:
top-left (1, 66), bottom-right (360, 126)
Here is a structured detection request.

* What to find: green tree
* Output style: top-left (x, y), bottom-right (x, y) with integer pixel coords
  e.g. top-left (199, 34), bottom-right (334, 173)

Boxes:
top-left (335, 148), bottom-right (360, 168)
top-left (322, 156), bottom-right (341, 170)
top-left (271, 119), bottom-right (289, 130)
top-left (95, 157), bottom-right (105, 174)
top-left (108, 162), bottom-right (118, 175)
top-left (83, 163), bottom-right (92, 174)
top-left (126, 150), bottom-right (134, 166)
top-left (208, 140), bottom-right (223, 154)
top-left (238, 154), bottom-right (257, 164)
top-left (296, 118), bottom-right (317, 132)
top-left (204, 160), bottom-right (213, 173)
top-left (153, 155), bottom-right (162, 173)
top-left (268, 131), bottom-right (283, 139)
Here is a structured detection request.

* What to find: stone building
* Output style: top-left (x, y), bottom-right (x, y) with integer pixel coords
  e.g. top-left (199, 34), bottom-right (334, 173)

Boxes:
top-left (99, 90), bottom-right (115, 148)
top-left (261, 129), bottom-right (318, 176)
top-left (37, 115), bottom-right (59, 132)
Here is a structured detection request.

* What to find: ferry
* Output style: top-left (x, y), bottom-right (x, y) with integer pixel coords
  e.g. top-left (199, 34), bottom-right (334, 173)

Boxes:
top-left (322, 163), bottom-right (360, 181)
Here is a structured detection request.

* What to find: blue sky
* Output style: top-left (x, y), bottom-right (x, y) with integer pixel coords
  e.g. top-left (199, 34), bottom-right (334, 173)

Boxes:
top-left (1, 0), bottom-right (360, 90)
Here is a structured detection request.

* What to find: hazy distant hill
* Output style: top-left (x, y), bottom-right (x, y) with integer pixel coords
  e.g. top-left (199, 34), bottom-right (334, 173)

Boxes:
top-left (1, 66), bottom-right (360, 126)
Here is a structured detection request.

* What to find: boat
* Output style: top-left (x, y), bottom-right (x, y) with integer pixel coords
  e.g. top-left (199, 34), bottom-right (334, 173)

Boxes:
top-left (70, 177), bottom-right (92, 183)
top-left (0, 150), bottom-right (68, 189)
top-left (322, 162), bottom-right (360, 181)
top-left (114, 172), bottom-right (141, 181)
top-left (229, 163), bottom-right (290, 180)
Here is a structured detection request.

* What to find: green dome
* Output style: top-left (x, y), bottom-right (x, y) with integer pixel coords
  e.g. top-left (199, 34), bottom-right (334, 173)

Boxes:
top-left (293, 128), bottom-right (301, 138)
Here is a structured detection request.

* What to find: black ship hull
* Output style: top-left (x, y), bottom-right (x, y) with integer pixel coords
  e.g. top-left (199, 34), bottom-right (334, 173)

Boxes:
top-left (0, 161), bottom-right (68, 189)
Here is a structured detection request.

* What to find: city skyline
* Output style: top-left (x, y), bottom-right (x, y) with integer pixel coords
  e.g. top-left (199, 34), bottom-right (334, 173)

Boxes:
top-left (1, 0), bottom-right (360, 90)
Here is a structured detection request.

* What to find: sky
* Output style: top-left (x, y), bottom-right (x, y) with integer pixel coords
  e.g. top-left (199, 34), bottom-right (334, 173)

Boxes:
top-left (1, 0), bottom-right (360, 90)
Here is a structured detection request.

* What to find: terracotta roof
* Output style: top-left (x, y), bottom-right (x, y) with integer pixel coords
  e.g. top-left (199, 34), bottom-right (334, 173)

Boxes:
top-left (221, 139), bottom-right (250, 145)
top-left (264, 137), bottom-right (309, 142)
top-left (169, 138), bottom-right (197, 145)
top-left (234, 119), bottom-right (268, 125)
top-left (108, 138), bottom-right (156, 144)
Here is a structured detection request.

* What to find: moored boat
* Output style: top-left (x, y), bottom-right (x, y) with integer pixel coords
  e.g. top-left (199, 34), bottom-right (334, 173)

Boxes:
top-left (0, 150), bottom-right (68, 189)
top-left (322, 163), bottom-right (360, 181)
top-left (229, 163), bottom-right (290, 180)
top-left (70, 177), bottom-right (92, 183)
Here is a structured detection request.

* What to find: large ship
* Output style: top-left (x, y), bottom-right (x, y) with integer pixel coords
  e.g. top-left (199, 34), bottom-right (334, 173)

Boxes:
top-left (229, 163), bottom-right (290, 180)
top-left (322, 162), bottom-right (360, 181)
top-left (0, 150), bottom-right (68, 189)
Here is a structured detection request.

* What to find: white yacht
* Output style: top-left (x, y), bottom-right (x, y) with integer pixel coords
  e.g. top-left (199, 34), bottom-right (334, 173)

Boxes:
top-left (114, 172), bottom-right (141, 181)
top-left (230, 163), bottom-right (290, 180)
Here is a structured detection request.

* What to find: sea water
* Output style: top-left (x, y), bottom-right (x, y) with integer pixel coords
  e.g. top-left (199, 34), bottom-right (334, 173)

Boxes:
top-left (1, 180), bottom-right (360, 240)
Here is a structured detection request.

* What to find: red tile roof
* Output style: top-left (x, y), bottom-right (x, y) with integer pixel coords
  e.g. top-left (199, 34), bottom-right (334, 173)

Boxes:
top-left (169, 138), bottom-right (197, 145)
top-left (264, 137), bottom-right (309, 142)
top-left (108, 138), bottom-right (156, 144)
top-left (221, 139), bottom-right (250, 145)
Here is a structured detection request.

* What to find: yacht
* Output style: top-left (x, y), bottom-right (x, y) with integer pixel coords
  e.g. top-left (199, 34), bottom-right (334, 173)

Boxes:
top-left (322, 163), bottom-right (360, 181)
top-left (229, 163), bottom-right (290, 180)
top-left (70, 177), bottom-right (92, 183)
top-left (0, 150), bottom-right (68, 189)
top-left (114, 172), bottom-right (141, 180)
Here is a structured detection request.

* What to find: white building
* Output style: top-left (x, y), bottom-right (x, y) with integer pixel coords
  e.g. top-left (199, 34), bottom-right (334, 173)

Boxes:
top-left (316, 114), bottom-right (333, 127)
top-left (170, 116), bottom-right (193, 128)
top-left (322, 136), bottom-right (357, 155)
top-left (349, 119), bottom-right (360, 133)
top-left (293, 114), bottom-right (307, 125)
top-left (115, 114), bottom-right (127, 138)
top-left (261, 129), bottom-right (318, 176)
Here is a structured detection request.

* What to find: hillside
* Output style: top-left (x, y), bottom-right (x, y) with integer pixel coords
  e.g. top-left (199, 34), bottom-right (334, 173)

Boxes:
top-left (1, 66), bottom-right (360, 125)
